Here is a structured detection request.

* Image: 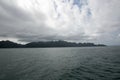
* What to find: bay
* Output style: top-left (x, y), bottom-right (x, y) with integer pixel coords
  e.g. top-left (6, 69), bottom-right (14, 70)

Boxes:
top-left (0, 47), bottom-right (120, 80)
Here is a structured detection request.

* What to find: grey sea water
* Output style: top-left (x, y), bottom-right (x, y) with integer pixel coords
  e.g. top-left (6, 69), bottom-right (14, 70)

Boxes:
top-left (0, 47), bottom-right (120, 80)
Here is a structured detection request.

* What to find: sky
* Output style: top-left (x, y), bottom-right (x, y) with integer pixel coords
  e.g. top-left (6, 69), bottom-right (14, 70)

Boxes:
top-left (0, 0), bottom-right (120, 45)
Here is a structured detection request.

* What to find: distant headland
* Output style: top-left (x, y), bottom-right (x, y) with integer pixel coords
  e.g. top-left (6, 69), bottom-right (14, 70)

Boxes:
top-left (0, 40), bottom-right (106, 48)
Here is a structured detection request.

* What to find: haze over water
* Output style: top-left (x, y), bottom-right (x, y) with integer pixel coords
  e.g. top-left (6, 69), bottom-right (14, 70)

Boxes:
top-left (0, 47), bottom-right (120, 80)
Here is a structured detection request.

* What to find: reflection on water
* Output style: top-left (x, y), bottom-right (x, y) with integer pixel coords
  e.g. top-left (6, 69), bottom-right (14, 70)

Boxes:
top-left (0, 47), bottom-right (120, 80)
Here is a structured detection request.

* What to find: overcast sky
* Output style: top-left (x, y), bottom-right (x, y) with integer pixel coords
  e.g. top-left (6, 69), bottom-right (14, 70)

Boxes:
top-left (0, 0), bottom-right (120, 45)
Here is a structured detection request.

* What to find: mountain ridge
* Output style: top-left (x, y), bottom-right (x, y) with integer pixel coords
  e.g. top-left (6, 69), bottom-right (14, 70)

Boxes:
top-left (0, 40), bottom-right (106, 48)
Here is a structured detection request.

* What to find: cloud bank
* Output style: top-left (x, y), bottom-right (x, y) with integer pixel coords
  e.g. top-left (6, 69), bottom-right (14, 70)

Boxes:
top-left (0, 0), bottom-right (120, 45)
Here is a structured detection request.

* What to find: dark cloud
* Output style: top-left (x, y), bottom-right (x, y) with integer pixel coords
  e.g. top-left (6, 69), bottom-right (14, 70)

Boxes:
top-left (0, 0), bottom-right (54, 43)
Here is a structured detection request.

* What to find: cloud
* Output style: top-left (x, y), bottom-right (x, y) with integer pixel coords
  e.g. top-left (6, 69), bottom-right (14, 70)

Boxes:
top-left (87, 0), bottom-right (120, 45)
top-left (0, 0), bottom-right (120, 45)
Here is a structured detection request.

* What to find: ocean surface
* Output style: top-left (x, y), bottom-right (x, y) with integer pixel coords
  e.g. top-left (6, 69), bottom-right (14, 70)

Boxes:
top-left (0, 47), bottom-right (120, 80)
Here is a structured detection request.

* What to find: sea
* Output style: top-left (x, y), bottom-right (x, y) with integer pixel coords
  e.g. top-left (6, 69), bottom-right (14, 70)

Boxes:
top-left (0, 46), bottom-right (120, 80)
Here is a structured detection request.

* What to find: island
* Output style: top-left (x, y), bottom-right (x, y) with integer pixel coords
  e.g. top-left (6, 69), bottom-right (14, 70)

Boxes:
top-left (0, 40), bottom-right (106, 48)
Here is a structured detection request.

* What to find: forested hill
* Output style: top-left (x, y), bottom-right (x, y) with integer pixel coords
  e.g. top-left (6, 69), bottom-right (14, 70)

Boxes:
top-left (0, 40), bottom-right (106, 48)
